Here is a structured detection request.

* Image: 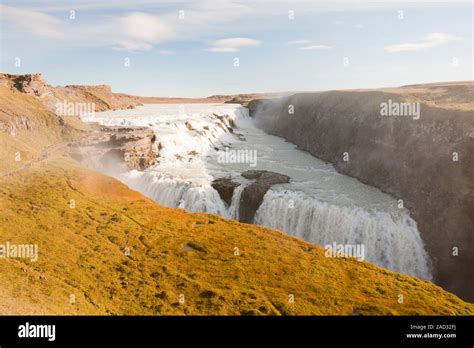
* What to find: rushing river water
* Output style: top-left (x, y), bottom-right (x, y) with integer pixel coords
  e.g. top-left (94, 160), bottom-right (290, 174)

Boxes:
top-left (82, 103), bottom-right (431, 279)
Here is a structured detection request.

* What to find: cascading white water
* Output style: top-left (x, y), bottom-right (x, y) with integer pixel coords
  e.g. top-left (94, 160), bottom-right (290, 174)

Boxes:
top-left (120, 170), bottom-right (229, 217)
top-left (119, 170), bottom-right (247, 220)
top-left (82, 103), bottom-right (432, 280)
top-left (228, 184), bottom-right (245, 220)
top-left (254, 189), bottom-right (431, 278)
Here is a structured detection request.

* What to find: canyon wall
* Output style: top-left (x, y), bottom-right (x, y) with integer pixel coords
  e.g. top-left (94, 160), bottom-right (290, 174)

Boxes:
top-left (3, 77), bottom-right (472, 314)
top-left (249, 84), bottom-right (474, 301)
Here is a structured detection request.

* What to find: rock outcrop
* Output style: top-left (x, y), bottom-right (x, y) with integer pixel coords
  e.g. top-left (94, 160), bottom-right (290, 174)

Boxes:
top-left (211, 170), bottom-right (290, 223)
top-left (0, 73), bottom-right (144, 115)
top-left (248, 83), bottom-right (474, 301)
top-left (69, 125), bottom-right (158, 172)
top-left (0, 74), bottom-right (157, 172)
top-left (8, 73), bottom-right (52, 97)
top-left (211, 178), bottom-right (239, 206)
top-left (239, 170), bottom-right (290, 223)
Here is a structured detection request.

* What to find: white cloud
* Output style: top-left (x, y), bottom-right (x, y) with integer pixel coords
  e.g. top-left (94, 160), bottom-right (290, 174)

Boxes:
top-left (288, 39), bottom-right (333, 50)
top-left (118, 13), bottom-right (176, 43)
top-left (287, 39), bottom-right (312, 45)
top-left (355, 24), bottom-right (364, 29)
top-left (1, 2), bottom-right (254, 52)
top-left (2, 2), bottom-right (464, 56)
top-left (211, 38), bottom-right (260, 48)
top-left (109, 4), bottom-right (254, 51)
top-left (384, 32), bottom-right (461, 52)
top-left (299, 45), bottom-right (332, 50)
top-left (112, 12), bottom-right (178, 51)
top-left (206, 47), bottom-right (239, 53)
top-left (206, 37), bottom-right (261, 53)
top-left (0, 4), bottom-right (65, 38)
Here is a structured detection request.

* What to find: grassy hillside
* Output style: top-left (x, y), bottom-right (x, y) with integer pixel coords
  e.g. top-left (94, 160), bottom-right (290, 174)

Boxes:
top-left (2, 160), bottom-right (473, 315)
top-left (1, 83), bottom-right (473, 315)
top-left (0, 86), bottom-right (66, 173)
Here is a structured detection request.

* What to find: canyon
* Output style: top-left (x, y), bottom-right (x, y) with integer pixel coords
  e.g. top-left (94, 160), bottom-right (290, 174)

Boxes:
top-left (0, 73), bottom-right (472, 314)
top-left (248, 83), bottom-right (474, 301)
top-left (83, 103), bottom-right (432, 281)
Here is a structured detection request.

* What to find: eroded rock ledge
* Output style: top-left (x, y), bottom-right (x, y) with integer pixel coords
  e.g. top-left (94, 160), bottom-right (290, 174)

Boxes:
top-left (212, 170), bottom-right (290, 223)
top-left (0, 73), bottom-right (144, 113)
top-left (0, 73), bottom-right (158, 172)
top-left (69, 125), bottom-right (158, 172)
top-left (211, 178), bottom-right (239, 206)
top-left (239, 170), bottom-right (290, 223)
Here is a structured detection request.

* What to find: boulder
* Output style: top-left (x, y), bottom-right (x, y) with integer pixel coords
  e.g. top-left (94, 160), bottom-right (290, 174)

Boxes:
top-left (239, 170), bottom-right (290, 223)
top-left (211, 178), bottom-right (239, 206)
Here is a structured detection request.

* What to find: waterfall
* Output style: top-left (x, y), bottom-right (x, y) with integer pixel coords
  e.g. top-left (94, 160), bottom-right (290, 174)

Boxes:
top-left (254, 189), bottom-right (432, 279)
top-left (121, 171), bottom-right (229, 217)
top-left (121, 170), bottom-right (247, 221)
top-left (84, 103), bottom-right (432, 281)
top-left (121, 167), bottom-right (431, 279)
top-left (228, 184), bottom-right (245, 220)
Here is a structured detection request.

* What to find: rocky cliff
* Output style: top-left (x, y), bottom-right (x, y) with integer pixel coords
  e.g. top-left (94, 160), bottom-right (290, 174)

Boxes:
top-left (68, 126), bottom-right (158, 172)
top-left (248, 82), bottom-right (474, 301)
top-left (0, 74), bottom-right (157, 171)
top-left (0, 73), bottom-right (144, 114)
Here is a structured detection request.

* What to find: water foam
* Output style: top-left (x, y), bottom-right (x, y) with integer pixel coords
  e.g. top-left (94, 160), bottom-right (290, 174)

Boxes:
top-left (255, 189), bottom-right (431, 278)
top-left (84, 103), bottom-right (432, 280)
top-left (121, 170), bottom-right (229, 216)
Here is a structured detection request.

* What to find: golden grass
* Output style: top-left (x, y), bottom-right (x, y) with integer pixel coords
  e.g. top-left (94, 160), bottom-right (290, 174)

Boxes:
top-left (0, 157), bottom-right (473, 315)
top-left (353, 82), bottom-right (474, 111)
top-left (0, 87), bottom-right (65, 174)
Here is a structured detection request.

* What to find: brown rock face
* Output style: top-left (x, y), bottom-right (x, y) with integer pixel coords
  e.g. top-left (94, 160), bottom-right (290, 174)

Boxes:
top-left (239, 170), bottom-right (290, 223)
top-left (70, 125), bottom-right (158, 172)
top-left (0, 74), bottom-right (156, 172)
top-left (211, 178), bottom-right (239, 206)
top-left (12, 74), bottom-right (52, 97)
top-left (249, 86), bottom-right (474, 301)
top-left (0, 73), bottom-right (144, 115)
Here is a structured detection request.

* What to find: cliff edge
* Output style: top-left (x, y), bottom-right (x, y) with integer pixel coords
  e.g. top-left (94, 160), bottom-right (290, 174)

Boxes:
top-left (249, 82), bottom-right (474, 301)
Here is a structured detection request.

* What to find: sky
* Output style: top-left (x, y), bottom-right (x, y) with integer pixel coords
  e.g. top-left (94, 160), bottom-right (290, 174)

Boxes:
top-left (0, 0), bottom-right (472, 97)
